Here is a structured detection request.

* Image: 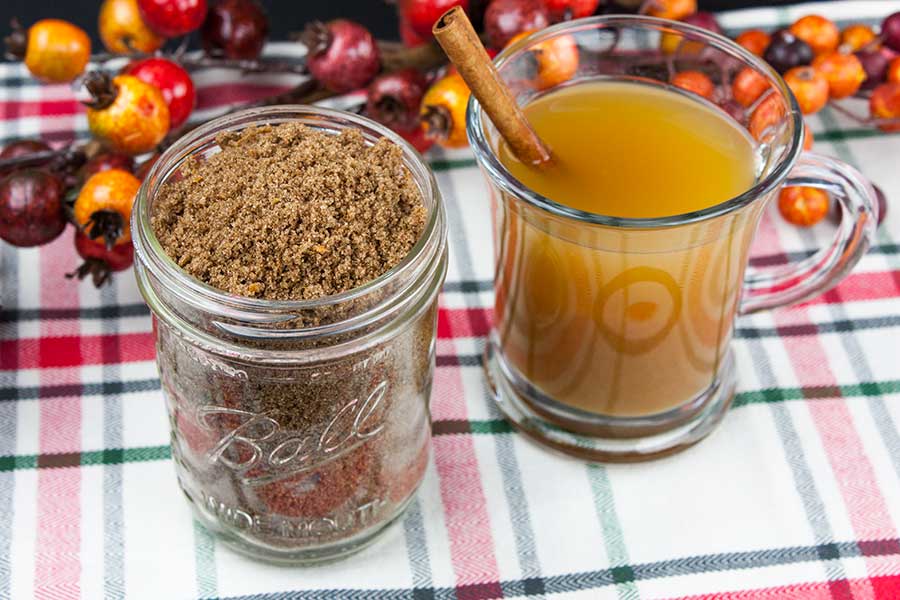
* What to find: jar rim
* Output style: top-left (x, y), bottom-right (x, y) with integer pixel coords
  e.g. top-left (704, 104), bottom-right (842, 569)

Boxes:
top-left (133, 105), bottom-right (445, 319)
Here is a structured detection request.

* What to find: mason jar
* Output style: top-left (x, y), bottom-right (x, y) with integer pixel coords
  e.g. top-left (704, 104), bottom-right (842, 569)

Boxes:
top-left (132, 106), bottom-right (448, 564)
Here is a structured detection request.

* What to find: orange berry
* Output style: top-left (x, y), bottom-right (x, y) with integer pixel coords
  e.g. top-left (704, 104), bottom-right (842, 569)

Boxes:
top-left (784, 66), bottom-right (829, 114)
top-left (869, 82), bottom-right (900, 133)
top-left (421, 73), bottom-right (471, 149)
top-left (778, 186), bottom-right (829, 227)
top-left (16, 19), bottom-right (91, 83)
top-left (86, 74), bottom-right (171, 155)
top-left (645, 0), bottom-right (696, 21)
top-left (888, 57), bottom-right (900, 83)
top-left (840, 24), bottom-right (878, 52)
top-left (812, 51), bottom-right (866, 99)
top-left (803, 122), bottom-right (814, 150)
top-left (789, 15), bottom-right (840, 56)
top-left (74, 169), bottom-right (142, 246)
top-left (99, 0), bottom-right (165, 54)
top-left (508, 31), bottom-right (579, 91)
top-left (672, 70), bottom-right (715, 100)
top-left (749, 93), bottom-right (785, 141)
top-left (735, 29), bottom-right (771, 57)
top-left (732, 67), bottom-right (770, 107)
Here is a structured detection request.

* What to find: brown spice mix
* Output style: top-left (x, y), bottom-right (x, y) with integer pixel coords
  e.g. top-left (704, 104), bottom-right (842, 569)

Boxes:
top-left (152, 123), bottom-right (426, 300)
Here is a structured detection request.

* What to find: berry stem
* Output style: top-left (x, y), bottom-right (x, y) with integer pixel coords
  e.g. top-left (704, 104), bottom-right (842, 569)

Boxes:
top-left (3, 18), bottom-right (26, 61)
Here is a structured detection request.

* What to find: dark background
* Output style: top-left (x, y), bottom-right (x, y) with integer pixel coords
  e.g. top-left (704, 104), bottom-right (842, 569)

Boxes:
top-left (3, 0), bottom-right (810, 44)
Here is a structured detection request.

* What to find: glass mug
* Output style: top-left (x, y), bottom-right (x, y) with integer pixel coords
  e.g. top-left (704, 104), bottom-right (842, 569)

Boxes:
top-left (468, 16), bottom-right (879, 462)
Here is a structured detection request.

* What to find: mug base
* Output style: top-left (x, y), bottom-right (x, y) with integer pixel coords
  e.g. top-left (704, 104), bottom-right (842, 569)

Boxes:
top-left (483, 340), bottom-right (736, 463)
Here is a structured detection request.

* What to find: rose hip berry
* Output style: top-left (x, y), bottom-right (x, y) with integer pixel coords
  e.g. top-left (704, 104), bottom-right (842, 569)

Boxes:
top-left (779, 186), bottom-right (829, 227)
top-left (764, 30), bottom-right (814, 74)
top-left (870, 82), bottom-right (900, 132)
top-left (509, 30), bottom-right (579, 90)
top-left (672, 70), bottom-right (715, 100)
top-left (889, 57), bottom-right (900, 83)
top-left (544, 0), bottom-right (600, 22)
top-left (399, 15), bottom-right (428, 48)
top-left (0, 170), bottom-right (66, 248)
top-left (882, 12), bottom-right (900, 53)
top-left (399, 0), bottom-right (469, 39)
top-left (201, 0), bottom-right (268, 60)
top-left (788, 14), bottom-right (839, 56)
top-left (366, 68), bottom-right (428, 132)
top-left (421, 72), bottom-right (470, 148)
top-left (67, 229), bottom-right (135, 287)
top-left (644, 0), bottom-right (697, 21)
top-left (840, 24), bottom-right (877, 52)
top-left (74, 169), bottom-right (142, 248)
top-left (812, 51), bottom-right (866, 99)
top-left (99, 0), bottom-right (165, 54)
top-left (138, 0), bottom-right (208, 37)
top-left (84, 72), bottom-right (171, 155)
top-left (302, 19), bottom-right (380, 93)
top-left (783, 66), bottom-right (829, 115)
top-left (732, 67), bottom-right (770, 107)
top-left (4, 19), bottom-right (91, 83)
top-left (735, 29), bottom-right (771, 57)
top-left (124, 57), bottom-right (196, 129)
top-left (484, 0), bottom-right (550, 50)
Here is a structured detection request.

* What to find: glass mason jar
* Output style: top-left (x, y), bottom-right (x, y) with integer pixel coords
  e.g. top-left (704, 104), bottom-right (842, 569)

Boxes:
top-left (133, 106), bottom-right (448, 563)
top-left (468, 16), bottom-right (879, 462)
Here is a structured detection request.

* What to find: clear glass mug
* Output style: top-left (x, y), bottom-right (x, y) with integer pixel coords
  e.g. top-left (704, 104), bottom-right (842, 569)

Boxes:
top-left (468, 16), bottom-right (879, 462)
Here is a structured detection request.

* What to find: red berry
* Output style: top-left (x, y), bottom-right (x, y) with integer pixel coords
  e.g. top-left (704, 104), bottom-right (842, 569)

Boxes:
top-left (399, 15), bottom-right (429, 48)
top-left (81, 153), bottom-right (135, 179)
top-left (366, 68), bottom-right (429, 131)
top-left (68, 230), bottom-right (134, 287)
top-left (0, 139), bottom-right (52, 176)
top-left (399, 0), bottom-right (470, 40)
top-left (0, 170), bottom-right (66, 247)
top-left (543, 0), bottom-right (600, 22)
top-left (138, 0), bottom-right (208, 37)
top-left (484, 0), bottom-right (550, 50)
top-left (857, 47), bottom-right (899, 89)
top-left (73, 230), bottom-right (134, 271)
top-left (396, 123), bottom-right (435, 154)
top-left (302, 20), bottom-right (380, 93)
top-left (123, 57), bottom-right (196, 129)
top-left (882, 12), bottom-right (900, 53)
top-left (201, 0), bottom-right (268, 60)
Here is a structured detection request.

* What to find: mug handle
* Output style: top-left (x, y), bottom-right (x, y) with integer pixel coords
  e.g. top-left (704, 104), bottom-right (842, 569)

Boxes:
top-left (740, 152), bottom-right (880, 314)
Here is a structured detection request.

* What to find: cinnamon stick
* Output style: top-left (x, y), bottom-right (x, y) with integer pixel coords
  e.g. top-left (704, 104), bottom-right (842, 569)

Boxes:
top-left (432, 6), bottom-right (551, 166)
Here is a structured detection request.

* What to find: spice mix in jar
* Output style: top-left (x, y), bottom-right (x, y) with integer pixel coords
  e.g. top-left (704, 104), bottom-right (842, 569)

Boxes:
top-left (132, 106), bottom-right (447, 564)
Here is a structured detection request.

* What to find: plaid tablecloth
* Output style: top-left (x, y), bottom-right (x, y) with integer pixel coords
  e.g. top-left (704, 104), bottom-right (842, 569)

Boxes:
top-left (2, 2), bottom-right (900, 598)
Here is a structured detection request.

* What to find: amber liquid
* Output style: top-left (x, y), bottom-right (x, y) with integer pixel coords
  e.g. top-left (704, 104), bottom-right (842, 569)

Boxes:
top-left (494, 81), bottom-right (761, 418)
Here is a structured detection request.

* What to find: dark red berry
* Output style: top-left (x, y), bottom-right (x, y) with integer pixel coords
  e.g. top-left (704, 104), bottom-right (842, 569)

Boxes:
top-left (138, 0), bottom-right (208, 37)
top-left (857, 47), bottom-right (899, 89)
top-left (202, 0), bottom-right (268, 60)
top-left (682, 11), bottom-right (722, 35)
top-left (303, 20), bottom-right (380, 93)
top-left (399, 0), bottom-right (470, 39)
top-left (123, 57), bottom-right (196, 129)
top-left (81, 153), bottom-right (135, 179)
top-left (883, 12), bottom-right (900, 53)
top-left (764, 30), bottom-right (814, 74)
top-left (366, 68), bottom-right (429, 131)
top-left (0, 139), bottom-right (53, 176)
top-left (484, 0), bottom-right (550, 50)
top-left (0, 170), bottom-right (66, 247)
top-left (67, 230), bottom-right (134, 287)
